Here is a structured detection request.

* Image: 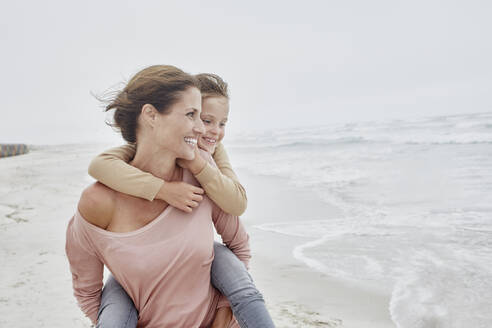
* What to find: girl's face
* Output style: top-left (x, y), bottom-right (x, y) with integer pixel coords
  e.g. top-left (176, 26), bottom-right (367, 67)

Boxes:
top-left (198, 96), bottom-right (229, 154)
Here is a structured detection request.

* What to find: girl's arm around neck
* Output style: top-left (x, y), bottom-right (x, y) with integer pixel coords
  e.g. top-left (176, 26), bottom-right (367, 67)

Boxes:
top-left (88, 144), bottom-right (163, 201)
top-left (88, 143), bottom-right (247, 216)
top-left (89, 144), bottom-right (204, 212)
top-left (194, 143), bottom-right (247, 216)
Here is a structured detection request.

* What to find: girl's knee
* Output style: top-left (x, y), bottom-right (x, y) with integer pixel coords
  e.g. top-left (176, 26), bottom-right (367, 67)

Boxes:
top-left (213, 243), bottom-right (246, 271)
top-left (98, 276), bottom-right (138, 328)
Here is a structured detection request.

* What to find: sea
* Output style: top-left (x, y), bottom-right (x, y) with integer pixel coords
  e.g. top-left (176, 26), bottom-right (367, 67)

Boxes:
top-left (227, 112), bottom-right (492, 328)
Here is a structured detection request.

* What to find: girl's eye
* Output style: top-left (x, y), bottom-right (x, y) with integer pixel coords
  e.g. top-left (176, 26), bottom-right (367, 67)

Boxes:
top-left (187, 112), bottom-right (195, 118)
top-left (219, 122), bottom-right (226, 127)
top-left (202, 119), bottom-right (212, 125)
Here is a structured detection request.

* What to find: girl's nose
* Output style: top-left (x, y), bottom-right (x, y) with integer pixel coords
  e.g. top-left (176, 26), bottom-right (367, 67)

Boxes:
top-left (209, 125), bottom-right (220, 135)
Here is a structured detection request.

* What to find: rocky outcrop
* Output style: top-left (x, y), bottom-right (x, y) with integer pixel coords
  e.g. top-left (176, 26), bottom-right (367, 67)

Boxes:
top-left (0, 144), bottom-right (29, 158)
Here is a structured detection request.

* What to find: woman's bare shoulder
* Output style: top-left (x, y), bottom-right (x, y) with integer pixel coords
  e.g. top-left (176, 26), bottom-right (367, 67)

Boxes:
top-left (77, 182), bottom-right (116, 229)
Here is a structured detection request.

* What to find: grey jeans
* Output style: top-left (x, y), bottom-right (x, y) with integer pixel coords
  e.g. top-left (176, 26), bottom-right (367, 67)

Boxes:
top-left (96, 242), bottom-right (275, 328)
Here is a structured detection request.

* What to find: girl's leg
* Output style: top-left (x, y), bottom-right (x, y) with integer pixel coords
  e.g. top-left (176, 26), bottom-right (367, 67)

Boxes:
top-left (96, 275), bottom-right (138, 328)
top-left (212, 242), bottom-right (275, 328)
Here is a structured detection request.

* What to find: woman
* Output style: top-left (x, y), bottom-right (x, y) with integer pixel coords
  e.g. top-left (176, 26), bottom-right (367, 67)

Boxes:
top-left (87, 73), bottom-right (275, 327)
top-left (66, 65), bottom-right (250, 327)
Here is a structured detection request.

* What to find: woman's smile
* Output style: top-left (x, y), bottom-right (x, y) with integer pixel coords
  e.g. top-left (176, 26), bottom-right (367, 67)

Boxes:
top-left (184, 136), bottom-right (198, 147)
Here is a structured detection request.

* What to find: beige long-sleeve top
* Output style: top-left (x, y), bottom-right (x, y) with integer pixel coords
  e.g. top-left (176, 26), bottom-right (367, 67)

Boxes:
top-left (66, 168), bottom-right (250, 327)
top-left (88, 143), bottom-right (247, 216)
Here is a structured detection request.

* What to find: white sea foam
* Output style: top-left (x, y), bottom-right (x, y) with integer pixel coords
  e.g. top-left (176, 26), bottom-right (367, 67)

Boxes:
top-left (228, 112), bottom-right (492, 148)
top-left (237, 112), bottom-right (492, 327)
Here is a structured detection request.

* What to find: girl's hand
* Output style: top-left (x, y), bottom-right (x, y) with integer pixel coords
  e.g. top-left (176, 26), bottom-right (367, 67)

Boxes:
top-left (211, 307), bottom-right (233, 328)
top-left (177, 148), bottom-right (207, 175)
top-left (156, 181), bottom-right (204, 213)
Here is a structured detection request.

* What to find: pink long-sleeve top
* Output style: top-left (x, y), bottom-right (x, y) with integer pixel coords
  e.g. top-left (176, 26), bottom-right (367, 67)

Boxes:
top-left (65, 168), bottom-right (250, 328)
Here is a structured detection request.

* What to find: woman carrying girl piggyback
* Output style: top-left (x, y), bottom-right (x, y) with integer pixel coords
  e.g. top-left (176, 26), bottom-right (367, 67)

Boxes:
top-left (75, 70), bottom-right (275, 327)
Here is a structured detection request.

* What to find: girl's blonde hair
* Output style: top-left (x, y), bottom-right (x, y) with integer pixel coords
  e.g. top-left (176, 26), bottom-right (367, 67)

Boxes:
top-left (195, 73), bottom-right (229, 100)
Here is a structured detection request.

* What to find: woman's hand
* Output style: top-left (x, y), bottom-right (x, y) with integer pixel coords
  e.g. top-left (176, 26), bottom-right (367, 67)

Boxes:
top-left (177, 148), bottom-right (207, 175)
top-left (211, 307), bottom-right (233, 328)
top-left (156, 181), bottom-right (204, 213)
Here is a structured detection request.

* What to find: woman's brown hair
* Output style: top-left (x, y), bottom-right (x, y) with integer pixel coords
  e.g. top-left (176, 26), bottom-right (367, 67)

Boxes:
top-left (104, 65), bottom-right (198, 143)
top-left (195, 73), bottom-right (229, 100)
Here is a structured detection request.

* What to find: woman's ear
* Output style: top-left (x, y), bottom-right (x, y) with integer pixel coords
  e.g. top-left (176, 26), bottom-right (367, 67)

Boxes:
top-left (141, 104), bottom-right (158, 128)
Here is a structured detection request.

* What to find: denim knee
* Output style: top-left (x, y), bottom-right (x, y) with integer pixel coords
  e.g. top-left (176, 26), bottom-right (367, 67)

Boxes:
top-left (96, 275), bottom-right (138, 328)
top-left (212, 243), bottom-right (265, 306)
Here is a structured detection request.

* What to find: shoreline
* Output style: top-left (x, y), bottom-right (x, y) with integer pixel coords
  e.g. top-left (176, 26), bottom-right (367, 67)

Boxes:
top-left (239, 169), bottom-right (395, 328)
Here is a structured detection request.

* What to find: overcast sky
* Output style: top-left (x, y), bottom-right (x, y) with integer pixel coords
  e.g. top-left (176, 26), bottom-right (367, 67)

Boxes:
top-left (1, 0), bottom-right (491, 145)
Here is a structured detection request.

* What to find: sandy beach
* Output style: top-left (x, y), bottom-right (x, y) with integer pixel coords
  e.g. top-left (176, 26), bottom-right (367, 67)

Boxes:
top-left (0, 144), bottom-right (395, 328)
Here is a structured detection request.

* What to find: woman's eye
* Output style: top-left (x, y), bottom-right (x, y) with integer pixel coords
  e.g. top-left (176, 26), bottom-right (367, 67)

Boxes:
top-left (202, 119), bottom-right (212, 125)
top-left (187, 112), bottom-right (195, 118)
top-left (219, 122), bottom-right (226, 127)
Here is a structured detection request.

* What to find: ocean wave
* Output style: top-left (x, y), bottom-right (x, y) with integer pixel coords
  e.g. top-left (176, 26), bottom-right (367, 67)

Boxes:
top-left (402, 138), bottom-right (492, 145)
top-left (228, 133), bottom-right (492, 149)
top-left (228, 136), bottom-right (372, 149)
top-left (260, 219), bottom-right (492, 328)
top-left (389, 248), bottom-right (492, 328)
top-left (389, 250), bottom-right (451, 328)
top-left (275, 137), bottom-right (370, 148)
top-left (227, 112), bottom-right (492, 149)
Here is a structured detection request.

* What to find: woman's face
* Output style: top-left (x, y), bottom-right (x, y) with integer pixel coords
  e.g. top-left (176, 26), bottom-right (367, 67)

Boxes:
top-left (198, 96), bottom-right (229, 154)
top-left (152, 87), bottom-right (204, 160)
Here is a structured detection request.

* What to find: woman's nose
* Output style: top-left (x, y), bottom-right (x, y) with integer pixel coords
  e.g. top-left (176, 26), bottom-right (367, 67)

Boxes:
top-left (194, 118), bottom-right (205, 134)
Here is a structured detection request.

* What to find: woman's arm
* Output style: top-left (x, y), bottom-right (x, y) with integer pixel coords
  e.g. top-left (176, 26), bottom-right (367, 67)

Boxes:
top-left (65, 216), bottom-right (104, 324)
top-left (210, 204), bottom-right (250, 327)
top-left (193, 143), bottom-right (247, 216)
top-left (88, 145), bottom-right (204, 212)
top-left (65, 184), bottom-right (116, 323)
top-left (211, 201), bottom-right (251, 268)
